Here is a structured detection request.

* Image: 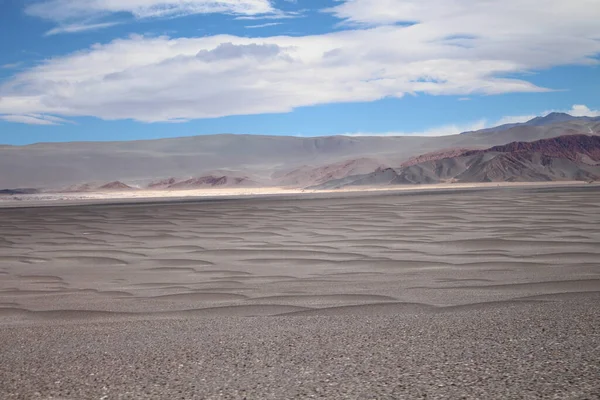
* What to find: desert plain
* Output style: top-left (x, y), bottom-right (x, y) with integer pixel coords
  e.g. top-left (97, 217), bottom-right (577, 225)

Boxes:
top-left (1, 185), bottom-right (599, 399)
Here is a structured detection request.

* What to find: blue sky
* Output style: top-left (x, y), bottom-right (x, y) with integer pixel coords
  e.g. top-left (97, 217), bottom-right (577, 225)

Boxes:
top-left (0, 0), bottom-right (599, 145)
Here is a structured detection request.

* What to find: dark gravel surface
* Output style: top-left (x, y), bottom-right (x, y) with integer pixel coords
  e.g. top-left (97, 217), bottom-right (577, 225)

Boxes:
top-left (1, 294), bottom-right (599, 399)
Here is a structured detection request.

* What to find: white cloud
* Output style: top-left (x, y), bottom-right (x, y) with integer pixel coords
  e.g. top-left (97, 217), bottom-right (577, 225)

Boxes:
top-left (345, 120), bottom-right (488, 137)
top-left (1, 0), bottom-right (599, 123)
top-left (234, 9), bottom-right (303, 20)
top-left (569, 104), bottom-right (600, 117)
top-left (246, 22), bottom-right (283, 29)
top-left (27, 0), bottom-right (274, 20)
top-left (0, 114), bottom-right (74, 126)
top-left (26, 0), bottom-right (276, 33)
top-left (45, 22), bottom-right (120, 36)
top-left (327, 0), bottom-right (600, 68)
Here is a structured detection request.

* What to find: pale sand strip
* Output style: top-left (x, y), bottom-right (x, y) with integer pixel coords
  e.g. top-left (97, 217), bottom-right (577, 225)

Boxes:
top-left (0, 180), bottom-right (594, 208)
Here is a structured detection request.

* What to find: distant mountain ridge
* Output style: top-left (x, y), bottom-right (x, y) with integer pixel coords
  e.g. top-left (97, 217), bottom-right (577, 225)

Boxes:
top-left (464, 134), bottom-right (600, 163)
top-left (1, 112), bottom-right (599, 190)
top-left (465, 112), bottom-right (600, 135)
top-left (312, 135), bottom-right (600, 189)
top-left (167, 175), bottom-right (260, 189)
top-left (526, 112), bottom-right (583, 126)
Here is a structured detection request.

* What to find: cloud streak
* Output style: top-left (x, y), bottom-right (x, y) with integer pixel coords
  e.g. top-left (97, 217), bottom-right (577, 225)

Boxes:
top-left (344, 120), bottom-right (488, 137)
top-left (26, 0), bottom-right (277, 33)
top-left (45, 22), bottom-right (120, 36)
top-left (246, 22), bottom-right (283, 29)
top-left (27, 0), bottom-right (275, 19)
top-left (0, 114), bottom-right (74, 126)
top-left (1, 63), bottom-right (23, 70)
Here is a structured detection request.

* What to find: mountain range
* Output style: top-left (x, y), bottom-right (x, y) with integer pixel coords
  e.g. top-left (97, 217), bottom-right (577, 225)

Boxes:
top-left (464, 112), bottom-right (600, 134)
top-left (312, 135), bottom-right (600, 189)
top-left (1, 113), bottom-right (599, 191)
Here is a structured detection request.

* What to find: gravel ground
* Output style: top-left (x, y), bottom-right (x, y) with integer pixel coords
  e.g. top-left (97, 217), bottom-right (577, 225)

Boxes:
top-left (1, 294), bottom-right (599, 399)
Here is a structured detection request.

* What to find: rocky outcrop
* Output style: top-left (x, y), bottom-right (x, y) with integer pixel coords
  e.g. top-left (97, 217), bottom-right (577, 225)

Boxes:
top-left (167, 176), bottom-right (259, 189)
top-left (98, 181), bottom-right (135, 190)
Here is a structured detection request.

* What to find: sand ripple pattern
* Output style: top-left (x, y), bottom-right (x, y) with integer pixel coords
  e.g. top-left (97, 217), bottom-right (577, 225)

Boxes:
top-left (0, 185), bottom-right (599, 318)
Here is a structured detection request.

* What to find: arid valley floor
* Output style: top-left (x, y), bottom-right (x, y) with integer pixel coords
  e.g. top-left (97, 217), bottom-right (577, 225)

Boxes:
top-left (1, 186), bottom-right (599, 399)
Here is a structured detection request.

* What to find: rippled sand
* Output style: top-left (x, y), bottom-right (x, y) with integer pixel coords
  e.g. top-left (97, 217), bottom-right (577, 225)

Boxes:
top-left (1, 186), bottom-right (599, 398)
